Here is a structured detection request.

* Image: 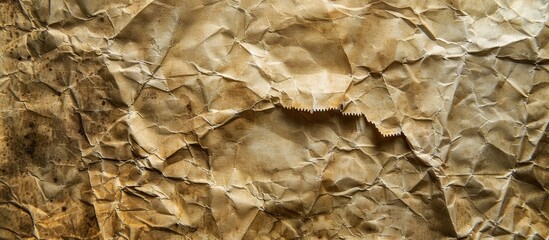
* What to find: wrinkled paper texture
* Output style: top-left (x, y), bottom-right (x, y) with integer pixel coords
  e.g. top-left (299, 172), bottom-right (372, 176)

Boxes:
top-left (1, 0), bottom-right (549, 239)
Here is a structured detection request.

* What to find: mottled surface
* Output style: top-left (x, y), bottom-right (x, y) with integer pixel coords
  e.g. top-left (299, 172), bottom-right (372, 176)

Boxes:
top-left (0, 0), bottom-right (548, 239)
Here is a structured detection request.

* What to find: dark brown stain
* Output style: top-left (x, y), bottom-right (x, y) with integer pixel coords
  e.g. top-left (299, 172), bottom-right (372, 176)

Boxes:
top-left (2, 111), bottom-right (61, 176)
top-left (0, 184), bottom-right (12, 201)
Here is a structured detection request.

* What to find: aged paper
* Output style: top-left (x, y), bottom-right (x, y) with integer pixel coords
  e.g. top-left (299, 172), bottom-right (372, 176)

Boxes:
top-left (1, 0), bottom-right (548, 239)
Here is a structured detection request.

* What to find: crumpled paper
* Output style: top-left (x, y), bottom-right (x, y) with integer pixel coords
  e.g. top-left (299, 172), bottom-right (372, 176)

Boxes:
top-left (1, 0), bottom-right (548, 239)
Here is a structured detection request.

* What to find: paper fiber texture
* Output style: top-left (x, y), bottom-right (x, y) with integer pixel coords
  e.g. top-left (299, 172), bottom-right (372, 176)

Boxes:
top-left (1, 0), bottom-right (548, 239)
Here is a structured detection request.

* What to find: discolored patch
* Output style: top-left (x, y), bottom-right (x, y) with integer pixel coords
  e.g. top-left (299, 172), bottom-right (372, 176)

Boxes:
top-left (1, 110), bottom-right (71, 177)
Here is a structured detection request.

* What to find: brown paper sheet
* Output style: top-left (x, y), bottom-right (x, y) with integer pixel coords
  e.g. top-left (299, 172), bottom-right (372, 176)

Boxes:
top-left (1, 0), bottom-right (548, 239)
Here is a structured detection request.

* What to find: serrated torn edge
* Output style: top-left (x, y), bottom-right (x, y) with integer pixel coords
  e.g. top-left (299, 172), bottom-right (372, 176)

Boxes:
top-left (278, 104), bottom-right (402, 137)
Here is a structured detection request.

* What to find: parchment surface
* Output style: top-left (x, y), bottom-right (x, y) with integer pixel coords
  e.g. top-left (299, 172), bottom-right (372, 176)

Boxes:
top-left (1, 0), bottom-right (548, 239)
